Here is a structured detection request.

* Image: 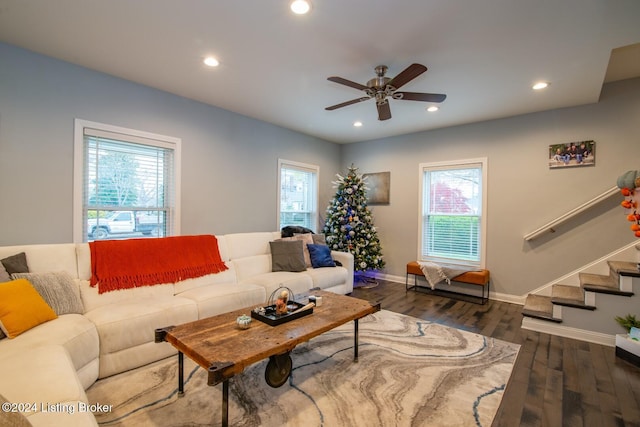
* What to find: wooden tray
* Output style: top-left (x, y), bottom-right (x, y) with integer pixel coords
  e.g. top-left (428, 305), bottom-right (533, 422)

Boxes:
top-left (251, 301), bottom-right (313, 326)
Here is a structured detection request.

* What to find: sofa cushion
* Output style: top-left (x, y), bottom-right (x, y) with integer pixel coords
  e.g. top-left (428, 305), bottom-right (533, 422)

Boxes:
top-left (225, 232), bottom-right (280, 260)
top-left (241, 272), bottom-right (313, 301)
top-left (269, 240), bottom-right (306, 272)
top-left (1, 252), bottom-right (29, 275)
top-left (0, 244), bottom-right (80, 279)
top-left (303, 266), bottom-right (349, 290)
top-left (0, 345), bottom-right (93, 426)
top-left (214, 235), bottom-right (230, 261)
top-left (85, 296), bottom-right (197, 378)
top-left (0, 313), bottom-right (99, 388)
top-left (75, 243), bottom-right (92, 281)
top-left (12, 272), bottom-right (84, 315)
top-left (307, 244), bottom-right (336, 268)
top-left (173, 266), bottom-right (238, 294)
top-left (79, 280), bottom-right (176, 313)
top-left (83, 296), bottom-right (197, 369)
top-left (177, 283), bottom-right (266, 318)
top-left (232, 255), bottom-right (271, 282)
top-left (0, 279), bottom-right (58, 338)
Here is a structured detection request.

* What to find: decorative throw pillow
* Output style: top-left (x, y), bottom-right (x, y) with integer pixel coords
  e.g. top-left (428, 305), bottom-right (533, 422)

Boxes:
top-left (0, 393), bottom-right (32, 427)
top-left (269, 240), bottom-right (306, 272)
top-left (11, 271), bottom-right (84, 315)
top-left (307, 243), bottom-right (336, 268)
top-left (311, 233), bottom-right (326, 245)
top-left (292, 233), bottom-right (315, 267)
top-left (0, 265), bottom-right (10, 335)
top-left (0, 278), bottom-right (57, 339)
top-left (0, 252), bottom-right (29, 275)
top-left (0, 263), bottom-right (11, 283)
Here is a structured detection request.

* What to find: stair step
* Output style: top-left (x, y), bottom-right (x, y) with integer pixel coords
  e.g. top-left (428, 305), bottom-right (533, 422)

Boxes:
top-left (522, 294), bottom-right (561, 322)
top-left (551, 284), bottom-right (595, 310)
top-left (580, 272), bottom-right (634, 296)
top-left (580, 272), bottom-right (616, 288)
top-left (610, 260), bottom-right (640, 277)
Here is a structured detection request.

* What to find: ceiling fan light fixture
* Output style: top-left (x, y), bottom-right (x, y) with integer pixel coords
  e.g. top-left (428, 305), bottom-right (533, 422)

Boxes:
top-left (290, 0), bottom-right (311, 14)
top-left (203, 56), bottom-right (220, 67)
top-left (325, 63), bottom-right (446, 121)
top-left (532, 81), bottom-right (549, 90)
top-left (426, 106), bottom-right (439, 112)
top-left (353, 121), bottom-right (363, 127)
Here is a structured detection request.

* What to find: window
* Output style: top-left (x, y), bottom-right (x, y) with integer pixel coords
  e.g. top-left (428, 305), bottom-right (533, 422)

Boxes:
top-left (418, 158), bottom-right (487, 268)
top-left (73, 119), bottom-right (181, 242)
top-left (278, 160), bottom-right (319, 231)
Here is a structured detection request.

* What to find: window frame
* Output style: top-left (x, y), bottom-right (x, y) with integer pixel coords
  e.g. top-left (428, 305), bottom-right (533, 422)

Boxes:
top-left (73, 119), bottom-right (181, 243)
top-left (418, 157), bottom-right (487, 269)
top-left (277, 159), bottom-right (319, 232)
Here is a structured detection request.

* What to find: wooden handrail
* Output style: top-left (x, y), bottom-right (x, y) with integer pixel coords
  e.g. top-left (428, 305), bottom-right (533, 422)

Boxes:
top-left (524, 186), bottom-right (620, 241)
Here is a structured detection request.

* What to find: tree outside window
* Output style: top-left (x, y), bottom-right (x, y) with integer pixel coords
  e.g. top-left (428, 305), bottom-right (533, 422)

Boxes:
top-left (73, 120), bottom-right (180, 242)
top-left (420, 159), bottom-right (487, 267)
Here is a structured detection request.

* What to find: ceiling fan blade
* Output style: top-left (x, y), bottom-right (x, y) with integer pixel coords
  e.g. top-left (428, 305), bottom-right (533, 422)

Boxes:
top-left (377, 101), bottom-right (392, 121)
top-left (325, 96), bottom-right (370, 111)
top-left (327, 76), bottom-right (369, 91)
top-left (386, 63), bottom-right (427, 90)
top-left (394, 92), bottom-right (447, 103)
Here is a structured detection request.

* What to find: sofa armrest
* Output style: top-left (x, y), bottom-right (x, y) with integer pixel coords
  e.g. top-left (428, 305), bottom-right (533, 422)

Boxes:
top-left (331, 251), bottom-right (354, 293)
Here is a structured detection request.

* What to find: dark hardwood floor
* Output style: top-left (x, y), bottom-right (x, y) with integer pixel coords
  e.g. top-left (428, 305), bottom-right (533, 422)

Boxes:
top-left (350, 279), bottom-right (640, 427)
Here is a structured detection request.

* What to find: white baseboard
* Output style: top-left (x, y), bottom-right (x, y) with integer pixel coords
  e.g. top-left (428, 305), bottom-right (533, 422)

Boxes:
top-left (363, 272), bottom-right (616, 346)
top-left (361, 272), bottom-right (525, 305)
top-left (521, 317), bottom-right (615, 347)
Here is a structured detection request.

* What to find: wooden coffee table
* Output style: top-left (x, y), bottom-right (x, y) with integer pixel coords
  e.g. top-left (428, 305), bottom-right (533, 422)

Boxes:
top-left (155, 290), bottom-right (380, 426)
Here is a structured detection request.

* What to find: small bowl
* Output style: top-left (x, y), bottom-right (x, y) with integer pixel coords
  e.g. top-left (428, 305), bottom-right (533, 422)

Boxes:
top-left (236, 315), bottom-right (252, 330)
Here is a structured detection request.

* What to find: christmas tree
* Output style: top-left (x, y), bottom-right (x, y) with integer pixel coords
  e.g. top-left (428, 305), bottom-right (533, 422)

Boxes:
top-left (322, 164), bottom-right (385, 274)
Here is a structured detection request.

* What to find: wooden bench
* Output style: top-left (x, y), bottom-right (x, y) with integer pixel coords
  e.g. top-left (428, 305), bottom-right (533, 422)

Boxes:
top-left (405, 261), bottom-right (491, 305)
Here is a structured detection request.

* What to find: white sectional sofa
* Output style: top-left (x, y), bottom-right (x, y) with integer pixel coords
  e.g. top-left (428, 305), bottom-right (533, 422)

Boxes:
top-left (0, 231), bottom-right (353, 426)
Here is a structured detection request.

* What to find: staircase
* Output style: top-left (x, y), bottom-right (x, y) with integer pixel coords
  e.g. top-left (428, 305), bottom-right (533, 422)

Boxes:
top-left (521, 243), bottom-right (640, 346)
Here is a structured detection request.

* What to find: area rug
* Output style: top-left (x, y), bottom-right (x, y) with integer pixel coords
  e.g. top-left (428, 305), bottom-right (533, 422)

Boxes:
top-left (86, 310), bottom-right (519, 426)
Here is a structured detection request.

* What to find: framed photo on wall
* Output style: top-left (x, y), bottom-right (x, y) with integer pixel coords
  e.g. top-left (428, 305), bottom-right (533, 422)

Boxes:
top-left (549, 140), bottom-right (595, 169)
top-left (363, 172), bottom-right (390, 205)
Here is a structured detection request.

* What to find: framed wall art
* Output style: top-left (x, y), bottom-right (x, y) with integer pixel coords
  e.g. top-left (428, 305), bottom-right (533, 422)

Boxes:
top-left (549, 140), bottom-right (595, 169)
top-left (363, 172), bottom-right (390, 205)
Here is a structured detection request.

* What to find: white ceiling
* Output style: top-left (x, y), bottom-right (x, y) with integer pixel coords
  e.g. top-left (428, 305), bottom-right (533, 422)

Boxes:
top-left (1, 0), bottom-right (639, 144)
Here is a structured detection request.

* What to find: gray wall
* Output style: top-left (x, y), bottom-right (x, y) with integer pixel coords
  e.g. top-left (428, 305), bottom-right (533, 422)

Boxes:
top-left (2, 42), bottom-right (639, 298)
top-left (342, 77), bottom-right (640, 296)
top-left (0, 43), bottom-right (341, 244)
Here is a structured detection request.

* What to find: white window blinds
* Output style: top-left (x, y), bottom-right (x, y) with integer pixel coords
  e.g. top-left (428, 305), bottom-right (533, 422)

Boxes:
top-left (419, 159), bottom-right (487, 267)
top-left (278, 160), bottom-right (319, 231)
top-left (74, 120), bottom-right (180, 242)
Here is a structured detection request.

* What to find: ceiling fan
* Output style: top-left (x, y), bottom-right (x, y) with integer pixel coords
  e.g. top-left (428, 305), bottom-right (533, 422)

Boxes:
top-left (325, 63), bottom-right (446, 121)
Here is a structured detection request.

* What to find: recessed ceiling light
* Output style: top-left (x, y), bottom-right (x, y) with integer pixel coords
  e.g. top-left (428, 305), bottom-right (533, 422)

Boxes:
top-left (203, 56), bottom-right (220, 67)
top-left (353, 121), bottom-right (363, 127)
top-left (426, 106), bottom-right (439, 112)
top-left (532, 81), bottom-right (549, 90)
top-left (290, 0), bottom-right (311, 14)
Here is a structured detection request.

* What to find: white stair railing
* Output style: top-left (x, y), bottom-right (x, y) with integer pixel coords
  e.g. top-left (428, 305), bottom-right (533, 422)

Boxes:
top-left (524, 186), bottom-right (620, 241)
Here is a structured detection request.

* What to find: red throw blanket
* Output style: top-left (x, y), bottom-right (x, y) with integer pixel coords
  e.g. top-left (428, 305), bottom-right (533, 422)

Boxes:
top-left (89, 235), bottom-right (228, 294)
